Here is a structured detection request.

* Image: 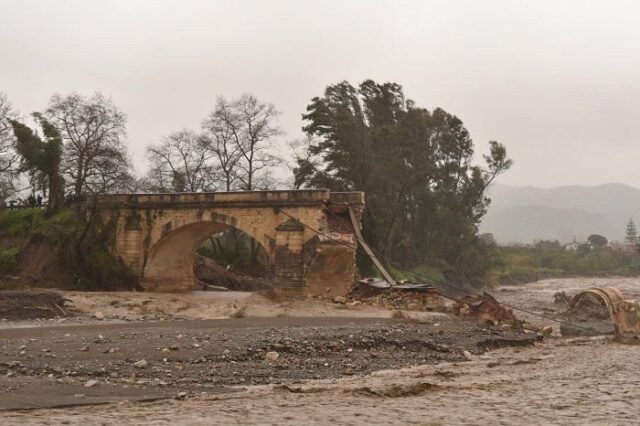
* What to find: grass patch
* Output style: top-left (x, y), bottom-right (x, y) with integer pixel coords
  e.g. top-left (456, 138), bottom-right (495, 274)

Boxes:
top-left (0, 209), bottom-right (45, 236)
top-left (387, 264), bottom-right (445, 284)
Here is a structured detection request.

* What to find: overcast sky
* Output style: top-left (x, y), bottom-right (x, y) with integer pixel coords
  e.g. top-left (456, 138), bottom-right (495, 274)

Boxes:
top-left (1, 0), bottom-right (639, 188)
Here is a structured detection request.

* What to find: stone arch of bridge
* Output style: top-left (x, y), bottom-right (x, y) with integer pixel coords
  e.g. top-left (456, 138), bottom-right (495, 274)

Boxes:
top-left (142, 212), bottom-right (275, 291)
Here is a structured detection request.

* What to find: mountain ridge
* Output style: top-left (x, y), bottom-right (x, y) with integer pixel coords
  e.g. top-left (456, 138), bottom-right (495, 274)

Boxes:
top-left (480, 183), bottom-right (640, 244)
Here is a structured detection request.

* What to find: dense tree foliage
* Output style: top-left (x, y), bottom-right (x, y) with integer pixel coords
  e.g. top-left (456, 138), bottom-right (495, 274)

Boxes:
top-left (587, 234), bottom-right (608, 248)
top-left (294, 80), bottom-right (511, 281)
top-left (9, 114), bottom-right (64, 213)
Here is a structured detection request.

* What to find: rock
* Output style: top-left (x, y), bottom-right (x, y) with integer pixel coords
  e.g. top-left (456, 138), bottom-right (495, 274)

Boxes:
top-left (94, 311), bottom-right (105, 320)
top-left (333, 296), bottom-right (347, 304)
top-left (175, 391), bottom-right (188, 400)
top-left (133, 359), bottom-right (149, 368)
top-left (84, 380), bottom-right (98, 388)
top-left (265, 351), bottom-right (279, 362)
top-left (462, 350), bottom-right (473, 360)
top-left (63, 300), bottom-right (75, 308)
top-left (79, 346), bottom-right (89, 352)
top-left (542, 326), bottom-right (553, 336)
top-left (162, 348), bottom-right (171, 354)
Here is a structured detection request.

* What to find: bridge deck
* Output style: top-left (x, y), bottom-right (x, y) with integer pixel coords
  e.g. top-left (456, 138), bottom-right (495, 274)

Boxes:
top-left (93, 189), bottom-right (364, 209)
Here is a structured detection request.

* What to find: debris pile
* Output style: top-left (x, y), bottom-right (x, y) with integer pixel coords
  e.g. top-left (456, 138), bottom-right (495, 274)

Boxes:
top-left (350, 280), bottom-right (525, 330)
top-left (193, 255), bottom-right (272, 292)
top-left (565, 287), bottom-right (640, 342)
top-left (349, 280), bottom-right (451, 312)
top-left (453, 293), bottom-right (523, 328)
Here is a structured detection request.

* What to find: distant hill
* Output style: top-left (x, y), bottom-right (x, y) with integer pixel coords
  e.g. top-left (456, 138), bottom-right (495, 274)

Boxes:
top-left (480, 183), bottom-right (640, 244)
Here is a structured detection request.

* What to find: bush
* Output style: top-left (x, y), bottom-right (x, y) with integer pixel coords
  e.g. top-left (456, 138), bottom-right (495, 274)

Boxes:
top-left (0, 209), bottom-right (45, 236)
top-left (0, 244), bottom-right (19, 274)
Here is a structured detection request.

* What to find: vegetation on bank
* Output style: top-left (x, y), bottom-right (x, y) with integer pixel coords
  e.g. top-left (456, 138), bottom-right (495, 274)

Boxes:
top-left (0, 208), bottom-right (136, 290)
top-left (491, 243), bottom-right (640, 284)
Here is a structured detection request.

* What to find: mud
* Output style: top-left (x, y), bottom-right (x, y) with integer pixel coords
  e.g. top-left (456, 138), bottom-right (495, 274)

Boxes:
top-left (0, 290), bottom-right (69, 320)
top-left (5, 335), bottom-right (639, 425)
top-left (0, 316), bottom-right (537, 411)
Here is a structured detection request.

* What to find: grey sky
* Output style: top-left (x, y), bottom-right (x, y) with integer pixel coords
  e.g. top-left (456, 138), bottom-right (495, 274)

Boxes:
top-left (1, 0), bottom-right (639, 187)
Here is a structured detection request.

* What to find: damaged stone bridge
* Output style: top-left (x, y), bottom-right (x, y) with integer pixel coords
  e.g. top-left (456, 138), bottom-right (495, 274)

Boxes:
top-left (95, 190), bottom-right (364, 298)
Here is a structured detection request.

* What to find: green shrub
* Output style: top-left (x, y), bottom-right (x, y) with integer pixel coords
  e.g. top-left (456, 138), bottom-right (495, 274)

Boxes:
top-left (0, 245), bottom-right (19, 274)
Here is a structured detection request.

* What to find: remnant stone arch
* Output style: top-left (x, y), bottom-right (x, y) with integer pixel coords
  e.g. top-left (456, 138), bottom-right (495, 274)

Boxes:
top-left (96, 189), bottom-right (365, 298)
top-left (143, 217), bottom-right (273, 292)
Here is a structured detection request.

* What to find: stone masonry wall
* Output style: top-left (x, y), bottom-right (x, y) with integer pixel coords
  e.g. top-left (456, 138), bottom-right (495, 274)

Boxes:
top-left (103, 190), bottom-right (365, 295)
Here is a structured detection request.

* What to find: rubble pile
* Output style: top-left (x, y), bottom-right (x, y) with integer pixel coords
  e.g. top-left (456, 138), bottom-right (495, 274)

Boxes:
top-left (562, 286), bottom-right (640, 341)
top-left (454, 293), bottom-right (523, 328)
top-left (193, 255), bottom-right (272, 292)
top-left (348, 281), bottom-right (526, 330)
top-left (348, 284), bottom-right (452, 312)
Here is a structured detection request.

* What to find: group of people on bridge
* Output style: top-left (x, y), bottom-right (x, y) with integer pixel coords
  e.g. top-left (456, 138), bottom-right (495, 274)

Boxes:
top-left (4, 194), bottom-right (44, 209)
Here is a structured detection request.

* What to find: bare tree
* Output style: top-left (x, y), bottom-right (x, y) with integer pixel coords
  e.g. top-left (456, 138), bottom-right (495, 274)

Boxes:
top-left (146, 129), bottom-right (218, 192)
top-left (234, 94), bottom-right (282, 190)
top-left (44, 92), bottom-right (131, 196)
top-left (0, 93), bottom-right (21, 200)
top-left (89, 144), bottom-right (135, 194)
top-left (201, 97), bottom-right (242, 191)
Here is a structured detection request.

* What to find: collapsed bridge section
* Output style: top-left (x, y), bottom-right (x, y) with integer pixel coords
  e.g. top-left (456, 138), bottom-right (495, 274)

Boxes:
top-left (94, 189), bottom-right (365, 298)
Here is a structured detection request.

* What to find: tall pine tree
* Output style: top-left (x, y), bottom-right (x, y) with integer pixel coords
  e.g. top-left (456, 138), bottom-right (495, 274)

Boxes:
top-left (625, 218), bottom-right (637, 244)
top-left (294, 80), bottom-right (511, 283)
